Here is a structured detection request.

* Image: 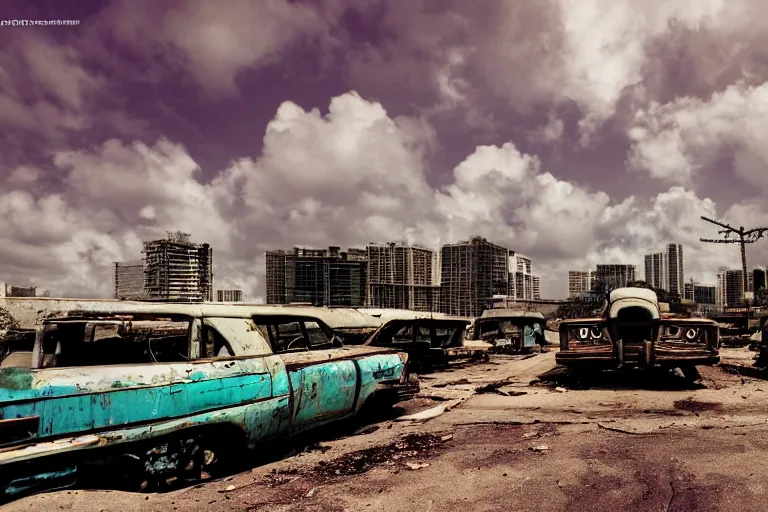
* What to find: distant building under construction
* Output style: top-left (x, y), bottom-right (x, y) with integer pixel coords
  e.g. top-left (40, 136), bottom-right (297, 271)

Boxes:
top-left (142, 232), bottom-right (213, 302)
top-left (366, 242), bottom-right (440, 311)
top-left (217, 289), bottom-right (243, 302)
top-left (113, 260), bottom-right (146, 300)
top-left (440, 237), bottom-right (510, 317)
top-left (265, 246), bottom-right (367, 306)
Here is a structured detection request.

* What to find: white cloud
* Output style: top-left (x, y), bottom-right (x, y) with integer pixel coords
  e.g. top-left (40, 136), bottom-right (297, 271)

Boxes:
top-left (1, 91), bottom-right (765, 299)
top-left (628, 82), bottom-right (768, 192)
top-left (344, 0), bottom-right (759, 142)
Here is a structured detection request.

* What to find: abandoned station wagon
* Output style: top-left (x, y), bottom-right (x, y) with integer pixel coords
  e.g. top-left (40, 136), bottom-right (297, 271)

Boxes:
top-left (556, 288), bottom-right (720, 376)
top-left (364, 314), bottom-right (491, 373)
top-left (0, 303), bottom-right (416, 500)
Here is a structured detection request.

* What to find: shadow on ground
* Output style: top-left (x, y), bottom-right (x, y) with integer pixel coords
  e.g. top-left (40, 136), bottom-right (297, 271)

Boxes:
top-left (533, 365), bottom-right (707, 391)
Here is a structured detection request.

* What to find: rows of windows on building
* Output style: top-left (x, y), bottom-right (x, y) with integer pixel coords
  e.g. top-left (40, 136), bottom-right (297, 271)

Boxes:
top-left (113, 232), bottom-right (241, 304)
top-left (265, 238), bottom-right (542, 316)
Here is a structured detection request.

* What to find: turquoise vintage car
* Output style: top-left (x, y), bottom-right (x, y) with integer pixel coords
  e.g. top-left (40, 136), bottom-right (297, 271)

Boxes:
top-left (0, 303), bottom-right (416, 500)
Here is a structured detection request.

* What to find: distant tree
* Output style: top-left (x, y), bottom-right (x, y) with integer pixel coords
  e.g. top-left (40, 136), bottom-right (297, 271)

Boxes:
top-left (554, 295), bottom-right (606, 319)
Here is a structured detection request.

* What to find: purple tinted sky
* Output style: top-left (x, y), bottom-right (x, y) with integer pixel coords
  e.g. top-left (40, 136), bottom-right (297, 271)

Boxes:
top-left (0, 0), bottom-right (766, 299)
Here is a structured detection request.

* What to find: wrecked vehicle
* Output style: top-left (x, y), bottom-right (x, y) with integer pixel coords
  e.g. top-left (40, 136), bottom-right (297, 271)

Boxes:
top-left (0, 303), bottom-right (417, 500)
top-left (713, 312), bottom-right (756, 346)
top-left (755, 315), bottom-right (768, 367)
top-left (363, 314), bottom-right (491, 373)
top-left (468, 309), bottom-right (546, 354)
top-left (556, 288), bottom-right (720, 377)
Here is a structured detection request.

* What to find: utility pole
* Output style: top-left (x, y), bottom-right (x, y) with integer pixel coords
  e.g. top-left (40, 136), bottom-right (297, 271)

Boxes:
top-left (700, 216), bottom-right (768, 309)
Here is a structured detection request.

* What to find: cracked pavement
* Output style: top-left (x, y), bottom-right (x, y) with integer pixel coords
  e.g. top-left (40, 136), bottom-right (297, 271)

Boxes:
top-left (6, 346), bottom-right (768, 511)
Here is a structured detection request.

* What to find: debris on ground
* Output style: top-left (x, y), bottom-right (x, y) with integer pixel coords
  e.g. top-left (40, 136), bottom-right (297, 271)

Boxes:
top-left (396, 399), bottom-right (463, 422)
top-left (405, 462), bottom-right (430, 470)
top-left (440, 434), bottom-right (454, 442)
top-left (262, 468), bottom-right (301, 487)
top-left (555, 387), bottom-right (567, 393)
top-left (474, 381), bottom-right (527, 396)
top-left (529, 445), bottom-right (549, 452)
top-left (522, 431), bottom-right (539, 439)
top-left (305, 487), bottom-right (316, 497)
top-left (312, 433), bottom-right (448, 478)
top-left (303, 443), bottom-right (332, 454)
top-left (433, 379), bottom-right (471, 388)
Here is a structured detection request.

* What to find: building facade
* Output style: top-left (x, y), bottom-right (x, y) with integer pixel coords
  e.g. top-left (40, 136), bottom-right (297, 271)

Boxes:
top-left (509, 253), bottom-right (534, 300)
top-left (593, 264), bottom-right (637, 293)
top-left (666, 244), bottom-right (684, 296)
top-left (568, 271), bottom-right (590, 298)
top-left (724, 269), bottom-right (745, 307)
top-left (644, 252), bottom-right (668, 290)
top-left (366, 243), bottom-right (439, 311)
top-left (532, 276), bottom-right (541, 300)
top-left (0, 282), bottom-right (36, 298)
top-left (643, 243), bottom-right (684, 294)
top-left (440, 237), bottom-right (510, 317)
top-left (142, 232), bottom-right (213, 302)
top-left (216, 289), bottom-right (243, 302)
top-left (113, 260), bottom-right (146, 300)
top-left (684, 280), bottom-right (716, 306)
top-left (753, 266), bottom-right (767, 293)
top-left (265, 246), bottom-right (368, 307)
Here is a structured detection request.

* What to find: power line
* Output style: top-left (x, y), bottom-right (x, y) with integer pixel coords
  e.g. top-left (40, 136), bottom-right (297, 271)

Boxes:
top-left (699, 216), bottom-right (768, 303)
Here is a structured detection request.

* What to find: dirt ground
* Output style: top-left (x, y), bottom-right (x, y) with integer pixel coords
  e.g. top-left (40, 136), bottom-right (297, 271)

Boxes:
top-left (6, 346), bottom-right (768, 512)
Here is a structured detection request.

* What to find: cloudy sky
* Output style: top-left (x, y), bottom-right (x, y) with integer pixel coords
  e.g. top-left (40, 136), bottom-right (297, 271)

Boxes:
top-left (1, 0), bottom-right (767, 300)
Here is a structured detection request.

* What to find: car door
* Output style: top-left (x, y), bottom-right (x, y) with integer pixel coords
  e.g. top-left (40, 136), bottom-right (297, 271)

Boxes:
top-left (256, 317), bottom-right (357, 431)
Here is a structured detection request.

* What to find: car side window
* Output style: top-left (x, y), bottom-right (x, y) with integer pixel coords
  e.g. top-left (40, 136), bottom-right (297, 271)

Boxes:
top-left (260, 321), bottom-right (309, 354)
top-left (38, 321), bottom-right (191, 368)
top-left (203, 325), bottom-right (233, 358)
top-left (304, 321), bottom-right (333, 349)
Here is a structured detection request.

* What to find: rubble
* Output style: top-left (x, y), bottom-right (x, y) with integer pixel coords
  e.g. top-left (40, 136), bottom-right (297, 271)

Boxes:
top-left (395, 399), bottom-right (463, 421)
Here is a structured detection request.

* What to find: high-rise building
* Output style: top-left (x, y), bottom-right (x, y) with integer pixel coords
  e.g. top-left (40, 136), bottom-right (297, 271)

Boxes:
top-left (666, 244), bottom-right (684, 296)
top-left (532, 276), bottom-right (541, 300)
top-left (114, 261), bottom-right (146, 300)
top-left (753, 266), bottom-right (767, 293)
top-left (366, 242), bottom-right (439, 311)
top-left (216, 289), bottom-right (243, 302)
top-left (643, 243), bottom-right (683, 294)
top-left (440, 237), bottom-right (510, 317)
top-left (593, 264), bottom-right (636, 293)
top-left (568, 271), bottom-right (590, 297)
top-left (644, 252), bottom-right (669, 290)
top-left (716, 267), bottom-right (727, 309)
top-left (265, 246), bottom-right (368, 307)
top-left (509, 253), bottom-right (535, 300)
top-left (142, 232), bottom-right (213, 302)
top-left (725, 269), bottom-right (745, 307)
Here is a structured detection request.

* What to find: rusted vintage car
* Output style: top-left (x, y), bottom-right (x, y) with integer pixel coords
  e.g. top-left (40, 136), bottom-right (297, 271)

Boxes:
top-left (0, 303), bottom-right (417, 500)
top-left (556, 288), bottom-right (720, 375)
top-left (363, 314), bottom-right (491, 373)
top-left (468, 309), bottom-right (546, 353)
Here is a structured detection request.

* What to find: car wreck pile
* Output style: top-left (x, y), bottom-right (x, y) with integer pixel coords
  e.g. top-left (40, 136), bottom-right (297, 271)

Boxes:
top-left (0, 287), bottom-right (727, 501)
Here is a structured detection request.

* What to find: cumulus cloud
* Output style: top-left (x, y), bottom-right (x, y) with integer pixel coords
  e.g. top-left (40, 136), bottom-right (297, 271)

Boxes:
top-left (2, 91), bottom-right (760, 299)
top-left (343, 0), bottom-right (753, 137)
top-left (628, 82), bottom-right (768, 193)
